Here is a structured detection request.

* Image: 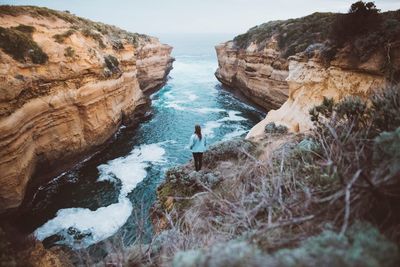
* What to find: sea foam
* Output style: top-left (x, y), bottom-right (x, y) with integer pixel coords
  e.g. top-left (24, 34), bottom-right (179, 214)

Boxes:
top-left (34, 143), bottom-right (166, 248)
top-left (218, 111), bottom-right (246, 122)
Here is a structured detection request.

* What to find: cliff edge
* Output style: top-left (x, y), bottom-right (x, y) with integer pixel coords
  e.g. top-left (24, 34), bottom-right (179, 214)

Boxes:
top-left (0, 6), bottom-right (173, 212)
top-left (215, 10), bottom-right (400, 138)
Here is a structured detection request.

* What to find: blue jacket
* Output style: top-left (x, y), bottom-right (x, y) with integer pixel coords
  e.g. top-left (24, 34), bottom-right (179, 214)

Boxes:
top-left (189, 134), bottom-right (207, 153)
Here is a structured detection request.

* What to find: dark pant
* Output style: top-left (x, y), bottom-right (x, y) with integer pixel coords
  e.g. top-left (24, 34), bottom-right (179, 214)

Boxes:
top-left (192, 152), bottom-right (203, 171)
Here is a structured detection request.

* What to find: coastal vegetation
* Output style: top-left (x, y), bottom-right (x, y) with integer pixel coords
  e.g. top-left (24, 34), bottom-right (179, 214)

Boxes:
top-left (0, 5), bottom-right (150, 48)
top-left (233, 12), bottom-right (335, 57)
top-left (0, 1), bottom-right (399, 267)
top-left (0, 25), bottom-right (48, 64)
top-left (233, 1), bottom-right (400, 82)
top-left (53, 29), bottom-right (75, 43)
top-left (142, 86), bottom-right (400, 266)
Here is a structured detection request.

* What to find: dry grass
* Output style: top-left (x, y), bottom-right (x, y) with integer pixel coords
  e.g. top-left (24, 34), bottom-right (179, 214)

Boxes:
top-left (143, 86), bottom-right (400, 266)
top-left (11, 87), bottom-right (396, 266)
top-left (26, 88), bottom-right (399, 266)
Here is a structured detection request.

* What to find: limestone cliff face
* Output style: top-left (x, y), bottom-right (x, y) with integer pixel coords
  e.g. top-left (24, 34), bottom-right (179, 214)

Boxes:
top-left (0, 6), bottom-right (173, 211)
top-left (215, 11), bottom-right (399, 139)
top-left (215, 13), bottom-right (338, 111)
top-left (215, 40), bottom-right (289, 110)
top-left (247, 53), bottom-right (389, 138)
top-left (137, 43), bottom-right (174, 93)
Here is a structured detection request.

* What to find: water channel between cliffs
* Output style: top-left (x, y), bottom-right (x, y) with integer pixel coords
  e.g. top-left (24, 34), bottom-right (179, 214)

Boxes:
top-left (16, 34), bottom-right (266, 249)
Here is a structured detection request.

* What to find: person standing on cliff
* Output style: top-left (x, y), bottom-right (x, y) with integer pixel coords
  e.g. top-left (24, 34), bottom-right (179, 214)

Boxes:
top-left (189, 124), bottom-right (207, 171)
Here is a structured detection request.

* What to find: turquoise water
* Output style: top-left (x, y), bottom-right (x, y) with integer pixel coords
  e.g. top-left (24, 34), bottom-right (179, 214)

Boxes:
top-left (16, 34), bottom-right (265, 248)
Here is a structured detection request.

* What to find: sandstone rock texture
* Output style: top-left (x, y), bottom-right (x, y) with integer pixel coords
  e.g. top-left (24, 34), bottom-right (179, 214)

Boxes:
top-left (247, 54), bottom-right (388, 138)
top-left (215, 40), bottom-right (289, 110)
top-left (215, 12), bottom-right (400, 139)
top-left (0, 6), bottom-right (173, 211)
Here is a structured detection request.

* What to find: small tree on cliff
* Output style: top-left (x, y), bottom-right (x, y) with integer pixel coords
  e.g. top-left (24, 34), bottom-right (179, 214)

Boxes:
top-left (331, 1), bottom-right (381, 45)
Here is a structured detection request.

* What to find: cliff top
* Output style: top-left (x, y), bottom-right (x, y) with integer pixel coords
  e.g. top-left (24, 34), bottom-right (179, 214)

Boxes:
top-left (0, 5), bottom-right (153, 48)
top-left (0, 5), bottom-right (172, 117)
top-left (231, 7), bottom-right (400, 81)
top-left (233, 12), bottom-right (336, 58)
top-left (233, 9), bottom-right (400, 61)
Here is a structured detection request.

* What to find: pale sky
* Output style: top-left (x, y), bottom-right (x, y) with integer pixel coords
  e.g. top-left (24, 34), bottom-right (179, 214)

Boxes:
top-left (0, 0), bottom-right (399, 35)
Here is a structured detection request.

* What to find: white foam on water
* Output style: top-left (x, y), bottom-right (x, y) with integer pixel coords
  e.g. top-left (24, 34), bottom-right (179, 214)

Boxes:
top-left (165, 101), bottom-right (187, 111)
top-left (164, 91), bottom-right (175, 99)
top-left (195, 107), bottom-right (225, 114)
top-left (97, 143), bottom-right (165, 197)
top-left (184, 91), bottom-right (198, 101)
top-left (203, 121), bottom-right (222, 138)
top-left (201, 111), bottom-right (247, 138)
top-left (34, 143), bottom-right (166, 248)
top-left (166, 103), bottom-right (226, 115)
top-left (34, 198), bottom-right (133, 247)
top-left (218, 111), bottom-right (247, 122)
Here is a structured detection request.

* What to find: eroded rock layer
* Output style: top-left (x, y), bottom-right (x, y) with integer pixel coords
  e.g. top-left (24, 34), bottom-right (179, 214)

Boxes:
top-left (247, 54), bottom-right (389, 137)
top-left (215, 11), bottom-right (400, 139)
top-left (215, 40), bottom-right (289, 110)
top-left (0, 6), bottom-right (173, 211)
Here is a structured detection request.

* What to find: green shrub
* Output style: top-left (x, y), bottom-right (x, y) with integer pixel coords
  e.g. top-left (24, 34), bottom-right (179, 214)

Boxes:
top-left (81, 28), bottom-right (106, 48)
top-left (309, 97), bottom-right (334, 124)
top-left (310, 87), bottom-right (400, 138)
top-left (111, 39), bottom-right (124, 50)
top-left (53, 29), bottom-right (75, 43)
top-left (233, 12), bottom-right (335, 58)
top-left (329, 3), bottom-right (400, 79)
top-left (0, 26), bottom-right (48, 64)
top-left (309, 86), bottom-right (400, 228)
top-left (373, 127), bottom-right (400, 178)
top-left (264, 122), bottom-right (288, 134)
top-left (0, 6), bottom-right (153, 53)
top-left (273, 222), bottom-right (399, 267)
top-left (11, 24), bottom-right (35, 37)
top-left (172, 241), bottom-right (267, 267)
top-left (170, 223), bottom-right (399, 267)
top-left (331, 1), bottom-right (381, 46)
top-left (64, 46), bottom-right (75, 57)
top-left (370, 87), bottom-right (400, 133)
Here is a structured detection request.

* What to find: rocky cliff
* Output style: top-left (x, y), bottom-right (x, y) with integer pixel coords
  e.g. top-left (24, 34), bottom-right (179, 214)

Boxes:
top-left (247, 52), bottom-right (390, 137)
top-left (215, 39), bottom-right (289, 110)
top-left (0, 6), bottom-right (173, 212)
top-left (215, 11), bottom-right (400, 138)
top-left (147, 6), bottom-right (400, 267)
top-left (215, 13), bottom-right (337, 111)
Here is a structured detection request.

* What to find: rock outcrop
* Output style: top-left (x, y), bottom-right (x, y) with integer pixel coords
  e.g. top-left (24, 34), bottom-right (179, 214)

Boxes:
top-left (215, 11), bottom-right (400, 139)
top-left (0, 6), bottom-right (173, 212)
top-left (215, 13), bottom-right (337, 111)
top-left (247, 53), bottom-right (389, 137)
top-left (215, 40), bottom-right (289, 110)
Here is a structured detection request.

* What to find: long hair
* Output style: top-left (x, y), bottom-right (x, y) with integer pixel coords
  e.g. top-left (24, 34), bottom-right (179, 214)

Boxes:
top-left (194, 124), bottom-right (202, 140)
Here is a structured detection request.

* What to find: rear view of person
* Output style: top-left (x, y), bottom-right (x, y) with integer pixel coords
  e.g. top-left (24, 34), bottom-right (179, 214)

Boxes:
top-left (189, 124), bottom-right (207, 171)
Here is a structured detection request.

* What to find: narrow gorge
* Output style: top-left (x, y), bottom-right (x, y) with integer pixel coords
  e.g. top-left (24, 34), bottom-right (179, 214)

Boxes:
top-left (1, 2), bottom-right (400, 267)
